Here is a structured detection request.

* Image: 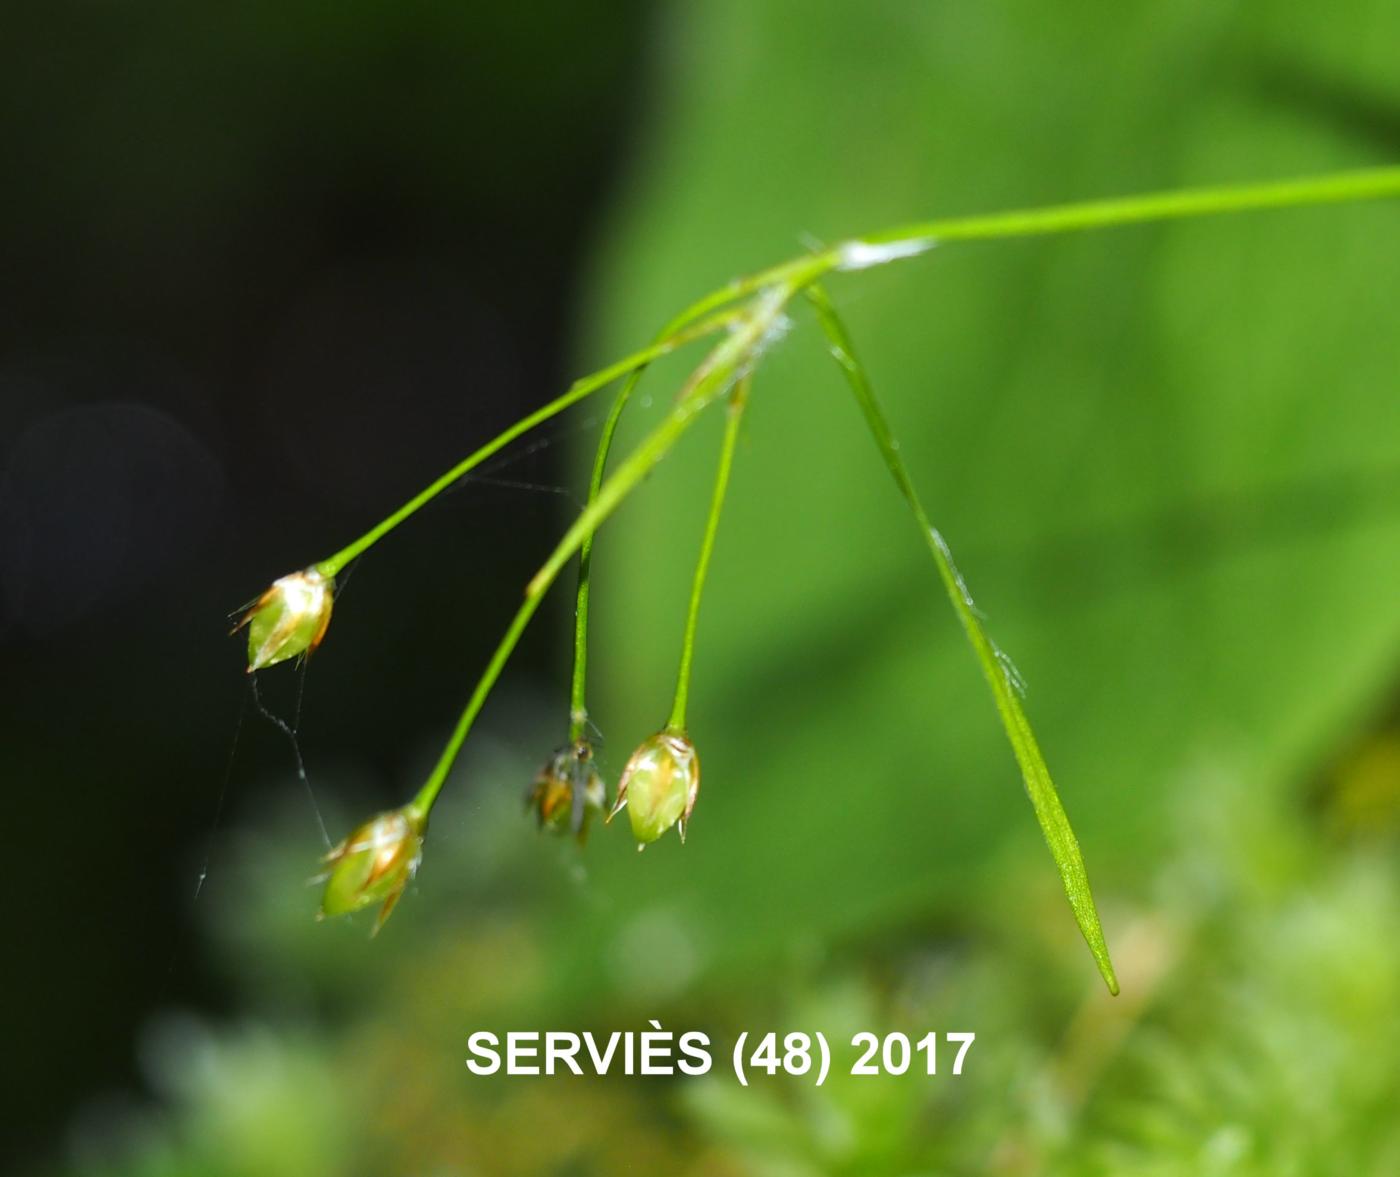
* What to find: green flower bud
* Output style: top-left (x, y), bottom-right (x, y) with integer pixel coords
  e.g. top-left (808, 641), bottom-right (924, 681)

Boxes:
top-left (318, 806), bottom-right (424, 934)
top-left (607, 730), bottom-right (700, 847)
top-left (235, 568), bottom-right (334, 672)
top-left (527, 740), bottom-right (606, 843)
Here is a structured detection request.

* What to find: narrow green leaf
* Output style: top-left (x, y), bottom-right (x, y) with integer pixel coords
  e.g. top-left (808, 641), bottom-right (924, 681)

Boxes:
top-left (807, 283), bottom-right (1119, 995)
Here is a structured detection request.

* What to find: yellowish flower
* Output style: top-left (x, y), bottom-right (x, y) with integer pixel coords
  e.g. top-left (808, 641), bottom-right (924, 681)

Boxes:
top-left (527, 740), bottom-right (606, 842)
top-left (235, 568), bottom-right (334, 672)
top-left (608, 730), bottom-right (700, 847)
top-left (318, 806), bottom-right (424, 933)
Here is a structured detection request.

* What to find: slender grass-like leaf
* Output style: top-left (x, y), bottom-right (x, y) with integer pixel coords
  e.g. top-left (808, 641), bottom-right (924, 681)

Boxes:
top-left (807, 283), bottom-right (1119, 995)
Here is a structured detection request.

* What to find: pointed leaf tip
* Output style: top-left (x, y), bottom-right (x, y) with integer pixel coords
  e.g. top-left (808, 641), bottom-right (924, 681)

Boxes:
top-left (808, 283), bottom-right (1119, 995)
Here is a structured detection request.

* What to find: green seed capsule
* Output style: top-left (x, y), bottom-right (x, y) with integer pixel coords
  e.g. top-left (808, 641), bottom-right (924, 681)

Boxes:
top-left (236, 568), bottom-right (334, 672)
top-left (527, 740), bottom-right (606, 843)
top-left (608, 730), bottom-right (700, 847)
top-left (318, 806), bottom-right (424, 933)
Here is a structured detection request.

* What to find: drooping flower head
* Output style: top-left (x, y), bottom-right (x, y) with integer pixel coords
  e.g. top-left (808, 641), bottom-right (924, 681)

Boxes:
top-left (608, 729), bottom-right (700, 847)
top-left (318, 805), bottom-right (425, 933)
top-left (235, 568), bottom-right (334, 672)
top-left (527, 740), bottom-right (606, 843)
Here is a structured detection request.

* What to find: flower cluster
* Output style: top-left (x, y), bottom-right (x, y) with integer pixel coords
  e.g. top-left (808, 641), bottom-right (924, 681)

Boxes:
top-left (234, 297), bottom-right (770, 934)
top-left (238, 546), bottom-right (710, 931)
top-left (529, 729), bottom-right (702, 848)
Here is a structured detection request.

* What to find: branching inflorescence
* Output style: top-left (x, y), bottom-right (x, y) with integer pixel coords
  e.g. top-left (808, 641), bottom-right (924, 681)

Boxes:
top-left (235, 166), bottom-right (1400, 990)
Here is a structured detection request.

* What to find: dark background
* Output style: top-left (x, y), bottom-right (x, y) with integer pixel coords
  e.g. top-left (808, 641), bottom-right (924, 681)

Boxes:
top-left (1, 3), bottom-right (644, 1166)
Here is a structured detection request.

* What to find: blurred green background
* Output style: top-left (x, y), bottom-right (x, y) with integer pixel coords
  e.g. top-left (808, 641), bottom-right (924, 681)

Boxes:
top-left (5, 2), bottom-right (1400, 1175)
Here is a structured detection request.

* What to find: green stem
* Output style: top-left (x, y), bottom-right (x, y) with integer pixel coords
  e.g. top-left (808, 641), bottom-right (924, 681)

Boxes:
top-left (527, 282), bottom-right (802, 602)
top-left (569, 296), bottom-right (764, 741)
top-left (569, 370), bottom-right (644, 741)
top-left (315, 307), bottom-right (745, 578)
top-left (321, 166), bottom-right (1400, 583)
top-left (866, 165), bottom-right (1400, 251)
top-left (668, 375), bottom-right (750, 732)
top-left (658, 167), bottom-right (1400, 334)
top-left (807, 282), bottom-right (1119, 996)
top-left (410, 286), bottom-right (790, 818)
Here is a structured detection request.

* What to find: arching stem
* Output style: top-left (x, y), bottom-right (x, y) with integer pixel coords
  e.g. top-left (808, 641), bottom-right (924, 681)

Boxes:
top-left (569, 370), bottom-right (643, 742)
top-left (315, 306), bottom-right (746, 579)
top-left (668, 374), bottom-right (750, 732)
top-left (317, 167), bottom-right (1400, 583)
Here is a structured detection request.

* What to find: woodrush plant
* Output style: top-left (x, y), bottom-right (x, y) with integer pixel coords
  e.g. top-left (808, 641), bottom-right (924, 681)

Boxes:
top-left (236, 167), bottom-right (1400, 992)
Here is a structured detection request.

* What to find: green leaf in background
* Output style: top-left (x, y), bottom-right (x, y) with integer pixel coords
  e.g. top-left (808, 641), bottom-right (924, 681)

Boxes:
top-left (557, 0), bottom-right (1400, 992)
